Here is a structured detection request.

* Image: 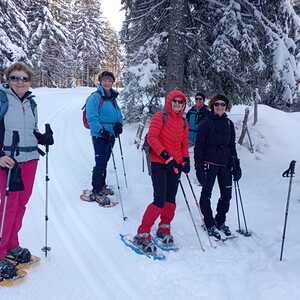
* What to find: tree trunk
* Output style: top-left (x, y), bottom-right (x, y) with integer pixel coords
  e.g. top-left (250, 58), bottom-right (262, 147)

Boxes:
top-left (165, 0), bottom-right (187, 93)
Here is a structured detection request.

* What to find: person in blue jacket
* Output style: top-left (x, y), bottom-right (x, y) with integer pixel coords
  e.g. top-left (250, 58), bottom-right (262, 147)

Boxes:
top-left (186, 93), bottom-right (210, 146)
top-left (86, 71), bottom-right (123, 205)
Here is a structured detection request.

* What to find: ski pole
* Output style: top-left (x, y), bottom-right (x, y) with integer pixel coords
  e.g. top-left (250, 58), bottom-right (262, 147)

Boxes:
top-left (117, 136), bottom-right (128, 189)
top-left (234, 181), bottom-right (242, 233)
top-left (236, 181), bottom-right (251, 237)
top-left (111, 149), bottom-right (127, 221)
top-left (280, 160), bottom-right (296, 261)
top-left (0, 131), bottom-right (20, 241)
top-left (41, 124), bottom-right (52, 257)
top-left (185, 174), bottom-right (214, 248)
top-left (179, 181), bottom-right (205, 252)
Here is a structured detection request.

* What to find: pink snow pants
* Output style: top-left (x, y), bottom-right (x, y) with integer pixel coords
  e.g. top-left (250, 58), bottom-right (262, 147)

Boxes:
top-left (0, 159), bottom-right (38, 258)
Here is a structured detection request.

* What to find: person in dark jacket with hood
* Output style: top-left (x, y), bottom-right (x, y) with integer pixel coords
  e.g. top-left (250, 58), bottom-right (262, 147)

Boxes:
top-left (194, 95), bottom-right (242, 240)
top-left (85, 71), bottom-right (123, 206)
top-left (133, 89), bottom-right (190, 254)
top-left (186, 92), bottom-right (210, 146)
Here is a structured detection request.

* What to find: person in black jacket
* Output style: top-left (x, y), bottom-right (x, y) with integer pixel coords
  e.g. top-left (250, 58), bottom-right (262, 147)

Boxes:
top-left (194, 95), bottom-right (241, 240)
top-left (186, 93), bottom-right (210, 146)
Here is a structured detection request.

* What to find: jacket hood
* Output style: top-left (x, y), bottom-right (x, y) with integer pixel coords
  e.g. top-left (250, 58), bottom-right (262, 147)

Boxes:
top-left (165, 89), bottom-right (187, 115)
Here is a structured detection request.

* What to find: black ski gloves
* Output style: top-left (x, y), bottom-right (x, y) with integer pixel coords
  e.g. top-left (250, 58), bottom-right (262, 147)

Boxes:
top-left (160, 150), bottom-right (180, 174)
top-left (181, 157), bottom-right (190, 174)
top-left (160, 150), bottom-right (171, 161)
top-left (231, 157), bottom-right (242, 181)
top-left (113, 122), bottom-right (123, 137)
top-left (33, 129), bottom-right (54, 146)
top-left (196, 162), bottom-right (208, 186)
top-left (100, 128), bottom-right (114, 142)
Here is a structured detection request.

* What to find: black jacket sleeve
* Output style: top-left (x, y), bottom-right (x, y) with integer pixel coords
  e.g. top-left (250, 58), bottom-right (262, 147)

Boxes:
top-left (194, 119), bottom-right (210, 169)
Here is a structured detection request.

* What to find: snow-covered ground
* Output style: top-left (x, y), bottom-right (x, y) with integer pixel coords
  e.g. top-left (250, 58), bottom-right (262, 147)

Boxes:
top-left (2, 88), bottom-right (300, 300)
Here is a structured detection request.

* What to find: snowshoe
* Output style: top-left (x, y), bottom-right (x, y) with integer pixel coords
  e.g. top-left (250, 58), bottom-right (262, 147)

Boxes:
top-left (133, 233), bottom-right (157, 254)
top-left (90, 192), bottom-right (111, 207)
top-left (80, 189), bottom-right (94, 202)
top-left (6, 247), bottom-right (31, 264)
top-left (120, 234), bottom-right (166, 260)
top-left (207, 225), bottom-right (221, 240)
top-left (0, 259), bottom-right (17, 280)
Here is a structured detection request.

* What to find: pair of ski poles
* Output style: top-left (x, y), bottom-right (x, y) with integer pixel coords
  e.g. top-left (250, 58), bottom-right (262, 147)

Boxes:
top-left (179, 174), bottom-right (214, 252)
top-left (110, 136), bottom-right (128, 221)
top-left (180, 172), bottom-right (252, 252)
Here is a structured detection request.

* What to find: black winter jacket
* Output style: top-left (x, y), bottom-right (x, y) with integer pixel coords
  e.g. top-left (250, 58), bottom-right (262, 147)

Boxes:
top-left (194, 113), bottom-right (238, 169)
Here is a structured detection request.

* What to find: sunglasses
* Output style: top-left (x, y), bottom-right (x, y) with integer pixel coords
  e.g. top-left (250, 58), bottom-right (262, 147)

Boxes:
top-left (172, 99), bottom-right (184, 104)
top-left (214, 101), bottom-right (226, 107)
top-left (9, 75), bottom-right (30, 83)
top-left (195, 97), bottom-right (203, 101)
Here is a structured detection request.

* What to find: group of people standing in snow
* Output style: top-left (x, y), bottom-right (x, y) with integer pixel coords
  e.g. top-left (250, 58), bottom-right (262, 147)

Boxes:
top-left (0, 61), bottom-right (242, 279)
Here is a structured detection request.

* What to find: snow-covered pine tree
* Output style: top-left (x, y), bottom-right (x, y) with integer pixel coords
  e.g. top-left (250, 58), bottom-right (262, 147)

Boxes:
top-left (122, 0), bottom-right (300, 114)
top-left (119, 33), bottom-right (165, 122)
top-left (0, 0), bottom-right (29, 80)
top-left (27, 0), bottom-right (68, 87)
top-left (100, 21), bottom-right (123, 87)
top-left (70, 0), bottom-right (106, 86)
top-left (49, 0), bottom-right (74, 87)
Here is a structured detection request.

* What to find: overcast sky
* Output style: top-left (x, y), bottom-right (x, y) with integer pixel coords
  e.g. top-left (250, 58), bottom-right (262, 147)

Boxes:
top-left (101, 0), bottom-right (125, 32)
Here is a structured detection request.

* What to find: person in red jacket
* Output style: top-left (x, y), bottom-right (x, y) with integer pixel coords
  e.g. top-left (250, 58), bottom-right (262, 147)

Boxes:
top-left (133, 89), bottom-right (190, 253)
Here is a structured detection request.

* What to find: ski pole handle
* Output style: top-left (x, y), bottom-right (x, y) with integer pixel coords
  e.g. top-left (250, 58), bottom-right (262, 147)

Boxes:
top-left (282, 160), bottom-right (296, 178)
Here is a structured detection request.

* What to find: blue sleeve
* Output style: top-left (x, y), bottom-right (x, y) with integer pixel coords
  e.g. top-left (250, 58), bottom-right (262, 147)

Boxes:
top-left (86, 93), bottom-right (103, 136)
top-left (116, 104), bottom-right (123, 124)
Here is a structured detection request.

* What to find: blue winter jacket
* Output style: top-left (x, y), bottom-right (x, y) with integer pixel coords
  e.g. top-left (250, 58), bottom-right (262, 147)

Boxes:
top-left (186, 105), bottom-right (210, 145)
top-left (86, 85), bottom-right (123, 138)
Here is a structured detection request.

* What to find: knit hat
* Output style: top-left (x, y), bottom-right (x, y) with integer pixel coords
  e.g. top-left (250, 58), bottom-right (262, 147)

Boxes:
top-left (209, 95), bottom-right (231, 112)
top-left (98, 71), bottom-right (115, 82)
top-left (195, 92), bottom-right (205, 101)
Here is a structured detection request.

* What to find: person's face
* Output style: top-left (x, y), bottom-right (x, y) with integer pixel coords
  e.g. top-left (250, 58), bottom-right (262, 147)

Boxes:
top-left (101, 77), bottom-right (113, 91)
top-left (195, 96), bottom-right (204, 107)
top-left (172, 97), bottom-right (185, 113)
top-left (213, 100), bottom-right (226, 116)
top-left (8, 70), bottom-right (31, 97)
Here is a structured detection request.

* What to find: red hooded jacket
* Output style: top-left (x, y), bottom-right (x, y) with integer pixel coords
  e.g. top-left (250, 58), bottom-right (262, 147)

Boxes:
top-left (148, 90), bottom-right (189, 165)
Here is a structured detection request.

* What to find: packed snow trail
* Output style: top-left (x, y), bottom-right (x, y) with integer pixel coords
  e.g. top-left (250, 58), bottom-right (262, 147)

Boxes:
top-left (2, 88), bottom-right (300, 300)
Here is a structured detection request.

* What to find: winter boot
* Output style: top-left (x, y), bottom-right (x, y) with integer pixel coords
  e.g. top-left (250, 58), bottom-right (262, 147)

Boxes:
top-left (133, 233), bottom-right (157, 254)
top-left (90, 192), bottom-right (111, 207)
top-left (0, 259), bottom-right (17, 279)
top-left (156, 202), bottom-right (176, 244)
top-left (156, 227), bottom-right (174, 245)
top-left (207, 225), bottom-right (221, 240)
top-left (101, 185), bottom-right (114, 196)
top-left (6, 246), bottom-right (31, 264)
top-left (216, 223), bottom-right (232, 236)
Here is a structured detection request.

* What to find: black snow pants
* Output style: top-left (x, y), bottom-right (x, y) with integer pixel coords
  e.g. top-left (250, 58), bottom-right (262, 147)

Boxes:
top-left (199, 164), bottom-right (232, 228)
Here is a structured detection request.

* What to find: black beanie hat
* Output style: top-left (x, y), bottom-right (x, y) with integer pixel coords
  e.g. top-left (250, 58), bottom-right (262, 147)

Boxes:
top-left (98, 71), bottom-right (115, 82)
top-left (195, 92), bottom-right (205, 100)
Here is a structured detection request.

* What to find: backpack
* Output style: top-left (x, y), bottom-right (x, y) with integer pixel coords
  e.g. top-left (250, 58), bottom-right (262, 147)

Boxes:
top-left (82, 91), bottom-right (117, 129)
